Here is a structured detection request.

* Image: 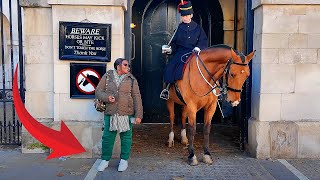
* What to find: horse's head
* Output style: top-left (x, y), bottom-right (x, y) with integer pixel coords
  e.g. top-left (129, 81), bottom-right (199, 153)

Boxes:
top-left (224, 49), bottom-right (255, 107)
top-left (83, 74), bottom-right (99, 86)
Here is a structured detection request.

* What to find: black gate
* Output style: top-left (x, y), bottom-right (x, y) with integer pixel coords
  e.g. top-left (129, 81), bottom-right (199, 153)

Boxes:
top-left (0, 0), bottom-right (24, 145)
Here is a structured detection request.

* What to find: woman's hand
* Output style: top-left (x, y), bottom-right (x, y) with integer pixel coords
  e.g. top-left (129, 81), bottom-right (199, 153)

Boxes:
top-left (108, 96), bottom-right (115, 103)
top-left (135, 118), bottom-right (142, 124)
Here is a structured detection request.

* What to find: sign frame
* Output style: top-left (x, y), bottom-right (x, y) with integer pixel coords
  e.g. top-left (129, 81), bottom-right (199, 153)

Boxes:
top-left (59, 21), bottom-right (111, 62)
top-left (70, 63), bottom-right (106, 99)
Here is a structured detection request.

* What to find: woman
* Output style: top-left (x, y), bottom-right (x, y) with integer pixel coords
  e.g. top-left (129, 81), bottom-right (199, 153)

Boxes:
top-left (95, 58), bottom-right (143, 172)
top-left (160, 1), bottom-right (208, 100)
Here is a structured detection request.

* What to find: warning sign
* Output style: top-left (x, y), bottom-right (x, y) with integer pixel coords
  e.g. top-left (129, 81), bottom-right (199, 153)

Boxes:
top-left (70, 63), bottom-right (106, 99)
top-left (76, 69), bottom-right (101, 94)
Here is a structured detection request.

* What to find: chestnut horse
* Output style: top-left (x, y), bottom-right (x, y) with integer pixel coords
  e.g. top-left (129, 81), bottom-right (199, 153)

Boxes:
top-left (166, 44), bottom-right (255, 165)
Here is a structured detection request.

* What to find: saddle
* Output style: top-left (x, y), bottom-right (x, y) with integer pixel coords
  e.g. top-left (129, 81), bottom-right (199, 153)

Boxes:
top-left (182, 53), bottom-right (194, 73)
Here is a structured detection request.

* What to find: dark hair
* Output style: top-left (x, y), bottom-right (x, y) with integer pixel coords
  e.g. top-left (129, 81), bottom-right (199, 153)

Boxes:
top-left (114, 58), bottom-right (127, 70)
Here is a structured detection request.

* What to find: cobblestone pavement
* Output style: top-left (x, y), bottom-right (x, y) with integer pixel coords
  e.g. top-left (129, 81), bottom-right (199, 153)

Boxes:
top-left (95, 124), bottom-right (319, 180)
top-left (0, 124), bottom-right (319, 180)
top-left (96, 155), bottom-right (276, 180)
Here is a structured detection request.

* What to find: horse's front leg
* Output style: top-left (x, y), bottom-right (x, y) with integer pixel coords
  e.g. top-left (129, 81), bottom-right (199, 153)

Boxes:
top-left (181, 106), bottom-right (188, 145)
top-left (167, 99), bottom-right (175, 147)
top-left (187, 109), bottom-right (198, 166)
top-left (202, 102), bottom-right (217, 165)
top-left (203, 122), bottom-right (213, 164)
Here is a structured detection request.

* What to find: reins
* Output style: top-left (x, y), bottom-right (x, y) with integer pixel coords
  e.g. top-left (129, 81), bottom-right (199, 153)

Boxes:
top-left (187, 53), bottom-right (218, 97)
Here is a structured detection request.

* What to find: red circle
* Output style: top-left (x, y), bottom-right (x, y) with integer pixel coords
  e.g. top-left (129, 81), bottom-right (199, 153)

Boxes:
top-left (76, 68), bottom-right (101, 94)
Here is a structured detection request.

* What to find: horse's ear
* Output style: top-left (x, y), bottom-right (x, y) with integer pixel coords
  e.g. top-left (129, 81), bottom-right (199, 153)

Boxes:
top-left (231, 48), bottom-right (237, 59)
top-left (246, 50), bottom-right (256, 63)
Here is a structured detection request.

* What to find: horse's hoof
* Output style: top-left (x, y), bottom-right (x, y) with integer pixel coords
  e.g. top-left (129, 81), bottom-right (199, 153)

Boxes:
top-left (188, 155), bottom-right (199, 166)
top-left (181, 139), bottom-right (188, 146)
top-left (168, 140), bottom-right (174, 148)
top-left (203, 154), bottom-right (213, 165)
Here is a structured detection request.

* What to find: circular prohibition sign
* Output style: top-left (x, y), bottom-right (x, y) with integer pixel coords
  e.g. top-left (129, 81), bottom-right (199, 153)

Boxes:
top-left (76, 68), bottom-right (101, 94)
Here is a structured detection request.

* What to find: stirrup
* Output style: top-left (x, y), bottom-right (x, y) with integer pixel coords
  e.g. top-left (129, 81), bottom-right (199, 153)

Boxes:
top-left (160, 89), bottom-right (169, 100)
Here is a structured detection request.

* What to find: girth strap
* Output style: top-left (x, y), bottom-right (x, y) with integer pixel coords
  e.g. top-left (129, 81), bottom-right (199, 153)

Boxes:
top-left (174, 82), bottom-right (187, 105)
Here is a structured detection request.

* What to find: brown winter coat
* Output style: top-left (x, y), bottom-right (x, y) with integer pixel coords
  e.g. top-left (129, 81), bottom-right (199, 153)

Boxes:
top-left (95, 70), bottom-right (143, 119)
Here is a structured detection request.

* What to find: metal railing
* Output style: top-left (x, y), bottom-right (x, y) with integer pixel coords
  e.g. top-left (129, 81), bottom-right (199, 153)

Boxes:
top-left (0, 0), bottom-right (24, 145)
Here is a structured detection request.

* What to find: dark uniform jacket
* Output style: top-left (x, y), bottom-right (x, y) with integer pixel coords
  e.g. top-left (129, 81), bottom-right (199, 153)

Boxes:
top-left (164, 21), bottom-right (208, 83)
top-left (95, 70), bottom-right (143, 119)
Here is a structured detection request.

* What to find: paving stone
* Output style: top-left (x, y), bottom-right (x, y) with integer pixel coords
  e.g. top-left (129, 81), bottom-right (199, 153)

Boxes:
top-left (287, 159), bottom-right (320, 180)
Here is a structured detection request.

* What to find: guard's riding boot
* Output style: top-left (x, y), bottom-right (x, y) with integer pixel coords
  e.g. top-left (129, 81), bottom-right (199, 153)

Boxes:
top-left (160, 83), bottom-right (171, 100)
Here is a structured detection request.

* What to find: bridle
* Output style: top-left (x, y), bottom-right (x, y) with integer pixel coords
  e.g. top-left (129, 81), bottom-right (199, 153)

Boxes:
top-left (188, 51), bottom-right (248, 97)
top-left (222, 54), bottom-right (248, 93)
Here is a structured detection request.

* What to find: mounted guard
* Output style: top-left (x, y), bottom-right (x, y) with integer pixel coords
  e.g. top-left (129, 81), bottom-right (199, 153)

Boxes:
top-left (160, 0), bottom-right (208, 100)
top-left (164, 44), bottom-right (255, 165)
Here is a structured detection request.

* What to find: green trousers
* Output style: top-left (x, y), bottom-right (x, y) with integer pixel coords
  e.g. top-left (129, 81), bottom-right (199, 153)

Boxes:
top-left (101, 115), bottom-right (133, 161)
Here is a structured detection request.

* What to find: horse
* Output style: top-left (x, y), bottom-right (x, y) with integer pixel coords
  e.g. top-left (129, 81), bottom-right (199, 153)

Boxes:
top-left (82, 74), bottom-right (100, 87)
top-left (166, 44), bottom-right (255, 165)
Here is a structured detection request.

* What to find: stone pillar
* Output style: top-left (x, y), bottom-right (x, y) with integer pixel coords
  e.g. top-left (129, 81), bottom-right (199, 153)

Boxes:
top-left (249, 0), bottom-right (320, 159)
top-left (21, 0), bottom-right (128, 158)
top-left (21, 0), bottom-right (54, 153)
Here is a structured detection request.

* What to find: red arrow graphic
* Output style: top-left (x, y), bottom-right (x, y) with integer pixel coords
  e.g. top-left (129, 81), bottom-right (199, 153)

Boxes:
top-left (13, 64), bottom-right (86, 159)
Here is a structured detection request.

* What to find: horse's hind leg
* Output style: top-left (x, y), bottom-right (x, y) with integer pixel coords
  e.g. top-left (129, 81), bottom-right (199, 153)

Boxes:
top-left (202, 102), bottom-right (217, 165)
top-left (181, 106), bottom-right (188, 145)
top-left (167, 99), bottom-right (175, 147)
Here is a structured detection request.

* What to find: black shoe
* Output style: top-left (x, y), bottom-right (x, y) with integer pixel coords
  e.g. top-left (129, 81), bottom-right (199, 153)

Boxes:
top-left (160, 89), bottom-right (169, 100)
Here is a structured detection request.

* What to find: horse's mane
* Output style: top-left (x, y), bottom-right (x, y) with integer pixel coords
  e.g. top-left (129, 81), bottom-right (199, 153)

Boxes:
top-left (207, 44), bottom-right (232, 50)
top-left (204, 44), bottom-right (240, 55)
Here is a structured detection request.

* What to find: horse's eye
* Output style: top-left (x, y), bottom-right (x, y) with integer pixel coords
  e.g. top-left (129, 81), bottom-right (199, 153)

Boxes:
top-left (230, 73), bottom-right (235, 78)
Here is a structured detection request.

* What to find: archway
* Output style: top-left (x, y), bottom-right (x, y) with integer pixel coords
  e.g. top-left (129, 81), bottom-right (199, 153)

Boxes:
top-left (132, 0), bottom-right (224, 123)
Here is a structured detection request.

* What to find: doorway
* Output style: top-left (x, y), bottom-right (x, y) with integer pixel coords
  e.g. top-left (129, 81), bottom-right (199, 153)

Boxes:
top-left (131, 0), bottom-right (224, 123)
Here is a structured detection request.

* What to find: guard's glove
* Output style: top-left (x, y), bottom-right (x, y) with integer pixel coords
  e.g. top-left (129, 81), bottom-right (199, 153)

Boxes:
top-left (193, 47), bottom-right (201, 53)
top-left (162, 45), bottom-right (172, 54)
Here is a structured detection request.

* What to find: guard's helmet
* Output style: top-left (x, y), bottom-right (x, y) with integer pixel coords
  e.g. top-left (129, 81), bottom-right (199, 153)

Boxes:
top-left (178, 1), bottom-right (193, 16)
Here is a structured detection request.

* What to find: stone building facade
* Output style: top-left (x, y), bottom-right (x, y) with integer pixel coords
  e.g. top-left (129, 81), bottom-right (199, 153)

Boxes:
top-left (16, 0), bottom-right (320, 158)
top-left (249, 0), bottom-right (320, 158)
top-left (20, 0), bottom-right (128, 157)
